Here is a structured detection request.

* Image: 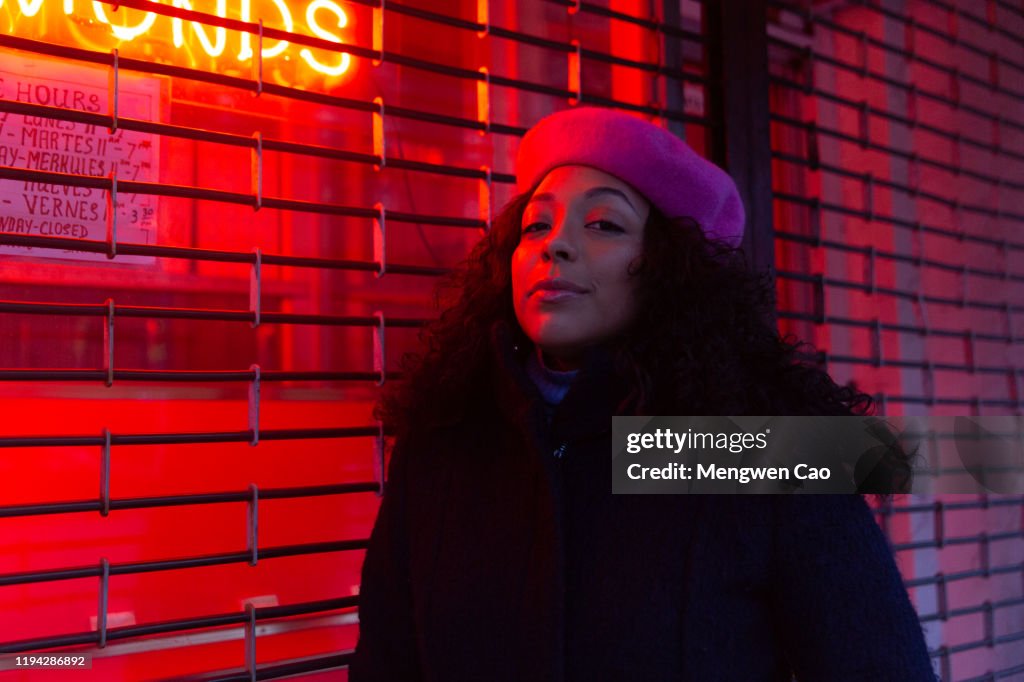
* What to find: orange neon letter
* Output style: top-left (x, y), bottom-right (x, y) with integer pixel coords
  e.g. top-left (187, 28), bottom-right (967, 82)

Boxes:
top-left (238, 0), bottom-right (294, 61)
top-left (92, 0), bottom-right (158, 41)
top-left (299, 0), bottom-right (351, 76)
top-left (3, 0), bottom-right (45, 17)
top-left (172, 0), bottom-right (228, 57)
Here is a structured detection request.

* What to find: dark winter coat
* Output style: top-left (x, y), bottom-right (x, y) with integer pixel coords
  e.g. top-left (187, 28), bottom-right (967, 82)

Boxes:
top-left (348, 320), bottom-right (938, 681)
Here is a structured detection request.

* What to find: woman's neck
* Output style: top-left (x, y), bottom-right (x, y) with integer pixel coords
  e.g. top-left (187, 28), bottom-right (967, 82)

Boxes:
top-left (540, 350), bottom-right (581, 372)
top-left (526, 347), bottom-right (579, 408)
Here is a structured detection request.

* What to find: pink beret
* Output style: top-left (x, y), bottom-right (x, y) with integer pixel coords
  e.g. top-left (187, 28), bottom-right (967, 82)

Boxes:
top-left (515, 107), bottom-right (745, 247)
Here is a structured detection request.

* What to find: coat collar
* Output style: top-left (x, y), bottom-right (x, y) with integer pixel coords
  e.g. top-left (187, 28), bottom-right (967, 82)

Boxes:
top-left (488, 319), bottom-right (629, 447)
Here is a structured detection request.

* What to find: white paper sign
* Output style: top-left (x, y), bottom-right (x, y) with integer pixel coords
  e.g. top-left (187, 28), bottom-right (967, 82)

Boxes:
top-left (0, 55), bottom-right (161, 264)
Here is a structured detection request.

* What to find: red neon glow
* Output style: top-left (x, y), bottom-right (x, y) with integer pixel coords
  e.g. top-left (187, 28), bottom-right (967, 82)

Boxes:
top-left (0, 0), bottom-right (354, 78)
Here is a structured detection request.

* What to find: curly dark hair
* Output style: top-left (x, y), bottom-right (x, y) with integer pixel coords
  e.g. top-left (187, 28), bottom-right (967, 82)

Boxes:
top-left (377, 190), bottom-right (912, 498)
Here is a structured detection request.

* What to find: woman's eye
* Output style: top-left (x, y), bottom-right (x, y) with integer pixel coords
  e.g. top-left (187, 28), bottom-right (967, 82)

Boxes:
top-left (522, 222), bottom-right (548, 234)
top-left (587, 220), bottom-right (624, 233)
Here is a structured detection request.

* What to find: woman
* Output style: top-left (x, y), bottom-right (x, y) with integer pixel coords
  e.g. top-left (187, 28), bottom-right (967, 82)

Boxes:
top-left (349, 107), bottom-right (935, 681)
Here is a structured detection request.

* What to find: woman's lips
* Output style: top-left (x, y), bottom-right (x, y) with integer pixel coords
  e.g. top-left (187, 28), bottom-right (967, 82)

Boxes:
top-left (528, 278), bottom-right (588, 300)
top-left (533, 289), bottom-right (585, 303)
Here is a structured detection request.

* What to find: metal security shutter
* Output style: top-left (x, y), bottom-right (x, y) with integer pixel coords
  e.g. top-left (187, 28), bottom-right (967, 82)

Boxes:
top-left (0, 0), bottom-right (720, 679)
top-left (767, 1), bottom-right (1024, 680)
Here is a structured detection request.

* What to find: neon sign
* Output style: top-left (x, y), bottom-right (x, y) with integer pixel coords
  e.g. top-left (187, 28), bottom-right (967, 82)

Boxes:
top-left (0, 0), bottom-right (353, 78)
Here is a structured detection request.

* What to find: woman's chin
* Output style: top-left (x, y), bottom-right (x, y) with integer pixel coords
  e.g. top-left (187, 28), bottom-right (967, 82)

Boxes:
top-left (531, 338), bottom-right (587, 363)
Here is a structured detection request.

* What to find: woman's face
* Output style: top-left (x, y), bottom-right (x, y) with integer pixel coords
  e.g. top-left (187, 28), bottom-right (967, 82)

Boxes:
top-left (512, 165), bottom-right (650, 368)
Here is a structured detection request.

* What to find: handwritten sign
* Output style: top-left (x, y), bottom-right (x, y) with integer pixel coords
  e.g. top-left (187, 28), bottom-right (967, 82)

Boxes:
top-left (0, 55), bottom-right (161, 264)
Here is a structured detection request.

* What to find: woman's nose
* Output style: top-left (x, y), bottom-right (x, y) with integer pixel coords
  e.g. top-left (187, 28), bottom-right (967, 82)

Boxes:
top-left (541, 222), bottom-right (577, 262)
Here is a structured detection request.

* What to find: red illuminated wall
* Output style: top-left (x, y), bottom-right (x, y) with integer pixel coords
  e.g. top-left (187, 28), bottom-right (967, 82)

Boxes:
top-left (0, 1), bottom-right (714, 679)
top-left (2, 0), bottom-right (1020, 679)
top-left (770, 2), bottom-right (1024, 679)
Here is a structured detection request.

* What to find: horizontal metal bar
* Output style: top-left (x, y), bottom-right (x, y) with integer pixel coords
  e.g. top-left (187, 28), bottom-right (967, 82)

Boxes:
top-left (770, 44), bottom-right (1024, 135)
top-left (960, 661), bottom-right (1024, 682)
top-left (0, 482), bottom-right (379, 519)
top-left (369, 0), bottom-right (482, 32)
top-left (789, 4), bottom-right (1024, 96)
top-left (0, 597), bottom-right (358, 654)
top-left (0, 29), bottom-right (511, 146)
top-left (577, 43), bottom-right (707, 85)
top-left (0, 99), bottom-right (516, 186)
top-left (816, 430), bottom-right (1024, 443)
top-left (2, 19), bottom-right (701, 136)
top-left (0, 539), bottom-right (368, 587)
top-left (0, 233), bottom-right (448, 277)
top-left (944, 629), bottom-right (1024, 657)
top-left (181, 653), bottom-right (352, 682)
top-left (920, 595), bottom-right (1024, 626)
top-left (88, 0), bottom-right (518, 108)
top-left (909, 466), bottom-right (1024, 479)
top-left (775, 268), bottom-right (1023, 314)
top-left (892, 538), bottom-right (972, 552)
top-left (773, 191), bottom-right (1020, 252)
top-left (772, 149), bottom-right (1024, 219)
top-left (0, 368), bottom-right (402, 383)
top-left (879, 497), bottom-right (1024, 515)
top-left (0, 299), bottom-right (428, 328)
top-left (0, 426), bottom-right (381, 449)
top-left (797, 44), bottom-right (1024, 128)
top-left (102, 0), bottom-right (373, 60)
top-left (995, 0), bottom-right (1024, 20)
top-left (3, 616), bottom-right (361, 671)
top-left (892, 529), bottom-right (1024, 553)
top-left (386, 156), bottom-right (515, 185)
top-left (0, 165), bottom-right (483, 228)
top-left (354, 0), bottom-right (706, 45)
top-left (770, 0), bottom-right (1024, 98)
top-left (803, 6), bottom-right (1024, 80)
top-left (774, 228), bottom-right (1024, 283)
top-left (381, 101), bottom-right (522, 137)
top-left (906, 0), bottom-right (1024, 52)
top-left (796, 351), bottom-right (1020, 377)
top-left (80, 0), bottom-right (711, 129)
top-left (381, 208), bottom-right (486, 228)
top-left (0, 34), bottom-right (503, 139)
top-left (770, 79), bottom-right (1024, 168)
top-left (542, 0), bottom-right (705, 42)
top-left (6, 33), bottom-right (269, 93)
top-left (875, 393), bottom-right (1017, 408)
top-left (905, 562), bottom-right (1023, 590)
top-left (578, 91), bottom-right (708, 126)
top-left (778, 305), bottom-right (1019, 345)
top-left (0, 632), bottom-right (96, 653)
top-left (366, 0), bottom-right (707, 85)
